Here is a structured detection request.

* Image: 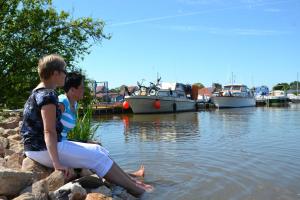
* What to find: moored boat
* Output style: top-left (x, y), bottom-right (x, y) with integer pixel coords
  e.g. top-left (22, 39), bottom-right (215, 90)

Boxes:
top-left (125, 81), bottom-right (196, 114)
top-left (211, 84), bottom-right (256, 108)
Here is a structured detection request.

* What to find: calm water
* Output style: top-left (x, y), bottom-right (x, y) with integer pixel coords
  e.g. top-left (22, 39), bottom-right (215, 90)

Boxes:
top-left (93, 104), bottom-right (300, 200)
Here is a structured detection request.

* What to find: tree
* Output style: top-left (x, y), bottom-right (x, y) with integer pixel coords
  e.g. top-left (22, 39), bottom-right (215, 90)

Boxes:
top-left (289, 81), bottom-right (300, 90)
top-left (273, 83), bottom-right (290, 91)
top-left (0, 0), bottom-right (110, 108)
top-left (193, 82), bottom-right (204, 89)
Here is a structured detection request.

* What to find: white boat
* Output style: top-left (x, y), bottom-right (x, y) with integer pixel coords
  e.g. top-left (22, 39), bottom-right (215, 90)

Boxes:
top-left (268, 90), bottom-right (289, 106)
top-left (125, 82), bottom-right (196, 114)
top-left (288, 94), bottom-right (300, 103)
top-left (211, 84), bottom-right (256, 108)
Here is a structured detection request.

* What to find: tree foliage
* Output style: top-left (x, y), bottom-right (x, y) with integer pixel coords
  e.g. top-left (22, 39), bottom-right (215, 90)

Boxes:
top-left (273, 83), bottom-right (290, 91)
top-left (0, 0), bottom-right (110, 108)
top-left (193, 82), bottom-right (205, 89)
top-left (289, 81), bottom-right (300, 90)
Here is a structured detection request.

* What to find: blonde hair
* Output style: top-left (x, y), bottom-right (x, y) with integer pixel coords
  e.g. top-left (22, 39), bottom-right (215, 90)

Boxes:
top-left (38, 54), bottom-right (66, 80)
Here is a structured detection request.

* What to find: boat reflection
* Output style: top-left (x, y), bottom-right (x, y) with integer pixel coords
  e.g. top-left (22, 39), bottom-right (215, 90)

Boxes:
top-left (121, 112), bottom-right (200, 142)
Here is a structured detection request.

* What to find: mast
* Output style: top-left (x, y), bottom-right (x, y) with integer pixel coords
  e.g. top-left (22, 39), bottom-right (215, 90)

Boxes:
top-left (297, 72), bottom-right (299, 96)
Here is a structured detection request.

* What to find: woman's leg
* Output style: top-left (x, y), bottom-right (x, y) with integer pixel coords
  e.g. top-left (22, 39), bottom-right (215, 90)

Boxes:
top-left (104, 162), bottom-right (146, 197)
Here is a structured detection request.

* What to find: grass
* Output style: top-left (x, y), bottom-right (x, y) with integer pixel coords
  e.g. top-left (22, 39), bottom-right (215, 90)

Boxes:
top-left (68, 106), bottom-right (100, 143)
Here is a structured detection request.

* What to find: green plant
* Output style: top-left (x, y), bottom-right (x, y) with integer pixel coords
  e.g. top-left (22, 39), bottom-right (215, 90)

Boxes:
top-left (68, 106), bottom-right (100, 142)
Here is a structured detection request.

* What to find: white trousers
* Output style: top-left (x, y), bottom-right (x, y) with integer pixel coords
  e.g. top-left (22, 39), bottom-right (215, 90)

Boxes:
top-left (25, 140), bottom-right (113, 178)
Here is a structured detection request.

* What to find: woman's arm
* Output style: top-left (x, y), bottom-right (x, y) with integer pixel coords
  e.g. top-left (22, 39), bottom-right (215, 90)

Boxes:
top-left (41, 104), bottom-right (68, 173)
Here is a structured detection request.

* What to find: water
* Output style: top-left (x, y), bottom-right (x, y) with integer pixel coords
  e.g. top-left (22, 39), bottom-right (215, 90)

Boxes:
top-left (93, 104), bottom-right (300, 200)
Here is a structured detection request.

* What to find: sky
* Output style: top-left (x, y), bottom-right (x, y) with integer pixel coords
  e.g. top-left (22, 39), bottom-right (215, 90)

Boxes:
top-left (52, 0), bottom-right (300, 89)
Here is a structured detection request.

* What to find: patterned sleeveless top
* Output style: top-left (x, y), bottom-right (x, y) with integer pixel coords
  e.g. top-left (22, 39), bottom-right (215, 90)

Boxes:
top-left (21, 88), bottom-right (63, 151)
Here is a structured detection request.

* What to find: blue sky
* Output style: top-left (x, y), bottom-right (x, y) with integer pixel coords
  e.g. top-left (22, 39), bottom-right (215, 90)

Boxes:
top-left (52, 0), bottom-right (300, 89)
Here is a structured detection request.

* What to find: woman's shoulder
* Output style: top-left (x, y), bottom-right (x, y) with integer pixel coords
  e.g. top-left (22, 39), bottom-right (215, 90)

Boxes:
top-left (34, 88), bottom-right (58, 107)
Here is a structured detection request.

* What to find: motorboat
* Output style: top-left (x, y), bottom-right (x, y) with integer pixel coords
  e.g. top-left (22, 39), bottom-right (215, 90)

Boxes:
top-left (211, 84), bottom-right (256, 108)
top-left (124, 79), bottom-right (196, 114)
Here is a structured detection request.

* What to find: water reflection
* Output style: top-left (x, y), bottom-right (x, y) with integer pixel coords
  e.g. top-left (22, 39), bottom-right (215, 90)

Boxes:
top-left (93, 106), bottom-right (300, 200)
top-left (121, 112), bottom-right (200, 142)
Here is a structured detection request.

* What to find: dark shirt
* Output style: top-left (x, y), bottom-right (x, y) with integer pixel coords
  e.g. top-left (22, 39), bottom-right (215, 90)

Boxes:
top-left (21, 88), bottom-right (63, 151)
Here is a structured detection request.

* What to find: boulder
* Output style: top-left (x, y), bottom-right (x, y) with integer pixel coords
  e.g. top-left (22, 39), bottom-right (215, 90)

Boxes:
top-left (49, 182), bottom-right (86, 200)
top-left (0, 145), bottom-right (4, 158)
top-left (85, 193), bottom-right (112, 200)
top-left (4, 149), bottom-right (15, 157)
top-left (0, 168), bottom-right (33, 197)
top-left (12, 192), bottom-right (35, 200)
top-left (0, 137), bottom-right (9, 149)
top-left (22, 157), bottom-right (53, 181)
top-left (0, 196), bottom-right (8, 200)
top-left (90, 186), bottom-right (112, 197)
top-left (0, 117), bottom-right (20, 129)
top-left (32, 179), bottom-right (49, 200)
top-left (7, 133), bottom-right (22, 141)
top-left (0, 127), bottom-right (5, 137)
top-left (3, 153), bottom-right (24, 170)
top-left (0, 158), bottom-right (5, 167)
top-left (46, 170), bottom-right (65, 191)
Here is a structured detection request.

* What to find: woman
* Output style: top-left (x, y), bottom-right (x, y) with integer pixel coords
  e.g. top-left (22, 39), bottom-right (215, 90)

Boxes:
top-left (58, 71), bottom-right (145, 177)
top-left (20, 54), bottom-right (151, 197)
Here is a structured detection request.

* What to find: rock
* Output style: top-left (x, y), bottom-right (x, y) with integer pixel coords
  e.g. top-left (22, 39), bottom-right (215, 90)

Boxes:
top-left (111, 185), bottom-right (136, 200)
top-left (0, 127), bottom-right (5, 137)
top-left (0, 195), bottom-right (8, 200)
top-left (7, 138), bottom-right (23, 153)
top-left (0, 168), bottom-right (33, 197)
top-left (3, 153), bottom-right (24, 170)
top-left (47, 170), bottom-right (65, 191)
top-left (49, 182), bottom-right (86, 200)
top-left (7, 133), bottom-right (22, 141)
top-left (90, 186), bottom-right (112, 197)
top-left (22, 157), bottom-right (53, 181)
top-left (0, 137), bottom-right (9, 149)
top-left (0, 145), bottom-right (4, 158)
top-left (0, 158), bottom-right (5, 167)
top-left (67, 183), bottom-right (87, 200)
top-left (12, 192), bottom-right (35, 200)
top-left (85, 193), bottom-right (112, 200)
top-left (32, 179), bottom-right (48, 200)
top-left (74, 174), bottom-right (103, 189)
top-left (0, 116), bottom-right (21, 129)
top-left (4, 149), bottom-right (15, 157)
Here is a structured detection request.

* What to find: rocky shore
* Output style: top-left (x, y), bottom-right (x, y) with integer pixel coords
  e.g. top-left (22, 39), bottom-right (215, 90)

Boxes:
top-left (0, 111), bottom-right (136, 200)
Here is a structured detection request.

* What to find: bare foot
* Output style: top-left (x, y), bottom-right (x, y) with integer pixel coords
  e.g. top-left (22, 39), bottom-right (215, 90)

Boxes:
top-left (136, 181), bottom-right (154, 192)
top-left (130, 165), bottom-right (145, 177)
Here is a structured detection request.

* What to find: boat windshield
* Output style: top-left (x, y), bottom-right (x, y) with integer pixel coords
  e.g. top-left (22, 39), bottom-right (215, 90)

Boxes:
top-left (232, 86), bottom-right (241, 90)
top-left (224, 86), bottom-right (231, 90)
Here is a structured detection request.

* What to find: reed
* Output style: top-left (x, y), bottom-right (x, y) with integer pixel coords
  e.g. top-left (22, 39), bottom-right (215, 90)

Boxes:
top-left (68, 106), bottom-right (100, 142)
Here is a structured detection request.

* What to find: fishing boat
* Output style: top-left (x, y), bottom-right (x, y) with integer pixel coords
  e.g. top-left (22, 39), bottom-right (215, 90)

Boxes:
top-left (211, 84), bottom-right (256, 108)
top-left (124, 79), bottom-right (196, 114)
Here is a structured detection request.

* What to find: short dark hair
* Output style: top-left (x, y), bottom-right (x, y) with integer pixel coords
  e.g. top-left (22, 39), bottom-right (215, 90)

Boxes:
top-left (63, 72), bottom-right (84, 92)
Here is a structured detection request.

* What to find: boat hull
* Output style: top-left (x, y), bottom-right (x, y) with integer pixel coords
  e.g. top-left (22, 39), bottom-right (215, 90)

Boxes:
top-left (211, 96), bottom-right (256, 108)
top-left (125, 96), bottom-right (196, 114)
